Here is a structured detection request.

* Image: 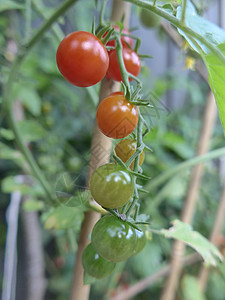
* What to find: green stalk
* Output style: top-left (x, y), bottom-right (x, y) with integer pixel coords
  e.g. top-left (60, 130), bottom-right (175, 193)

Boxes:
top-left (25, 0), bottom-right (32, 41)
top-left (123, 0), bottom-right (225, 65)
top-left (181, 0), bottom-right (187, 24)
top-left (3, 0), bottom-right (79, 203)
top-left (115, 36), bottom-right (131, 96)
top-left (145, 147), bottom-right (225, 192)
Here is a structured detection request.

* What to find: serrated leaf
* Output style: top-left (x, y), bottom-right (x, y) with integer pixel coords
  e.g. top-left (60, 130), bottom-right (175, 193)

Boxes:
top-left (182, 275), bottom-right (206, 300)
top-left (17, 120), bottom-right (46, 142)
top-left (177, 1), bottom-right (225, 54)
top-left (43, 206), bottom-right (83, 230)
top-left (0, 0), bottom-right (24, 12)
top-left (161, 220), bottom-right (223, 266)
top-left (23, 199), bottom-right (44, 211)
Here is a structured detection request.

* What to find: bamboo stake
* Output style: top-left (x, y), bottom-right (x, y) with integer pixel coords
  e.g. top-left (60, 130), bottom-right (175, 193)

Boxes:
top-left (160, 92), bottom-right (218, 300)
top-left (198, 181), bottom-right (225, 290)
top-left (69, 2), bottom-right (131, 299)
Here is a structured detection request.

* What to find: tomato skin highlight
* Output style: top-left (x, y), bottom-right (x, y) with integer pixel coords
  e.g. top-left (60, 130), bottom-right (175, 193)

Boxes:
top-left (115, 139), bottom-right (145, 170)
top-left (97, 93), bottom-right (138, 139)
top-left (107, 48), bottom-right (141, 82)
top-left (82, 243), bottom-right (116, 278)
top-left (91, 215), bottom-right (137, 262)
top-left (56, 31), bottom-right (109, 87)
top-left (90, 163), bottom-right (134, 209)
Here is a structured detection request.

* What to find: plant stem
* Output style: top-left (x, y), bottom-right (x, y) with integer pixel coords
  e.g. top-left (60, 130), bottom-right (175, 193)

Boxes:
top-left (123, 0), bottom-right (225, 65)
top-left (145, 147), bottom-right (225, 192)
top-left (25, 0), bottom-right (32, 41)
top-left (2, 0), bottom-right (79, 203)
top-left (181, 0), bottom-right (187, 24)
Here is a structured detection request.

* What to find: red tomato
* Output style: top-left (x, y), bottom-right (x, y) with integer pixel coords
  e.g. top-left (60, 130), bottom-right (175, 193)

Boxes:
top-left (97, 93), bottom-right (138, 139)
top-left (104, 25), bottom-right (133, 50)
top-left (56, 31), bottom-right (109, 87)
top-left (107, 48), bottom-right (141, 82)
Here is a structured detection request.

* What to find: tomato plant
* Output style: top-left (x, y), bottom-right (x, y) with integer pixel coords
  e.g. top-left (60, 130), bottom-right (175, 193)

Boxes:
top-left (82, 243), bottom-right (116, 278)
top-left (107, 47), bottom-right (141, 82)
top-left (96, 92), bottom-right (138, 139)
top-left (104, 25), bottom-right (133, 51)
top-left (115, 138), bottom-right (145, 170)
top-left (90, 163), bottom-right (134, 209)
top-left (56, 31), bottom-right (109, 87)
top-left (91, 215), bottom-right (137, 262)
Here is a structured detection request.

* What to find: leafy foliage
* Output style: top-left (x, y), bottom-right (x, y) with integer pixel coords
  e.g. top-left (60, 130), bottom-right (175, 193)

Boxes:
top-left (161, 220), bottom-right (223, 266)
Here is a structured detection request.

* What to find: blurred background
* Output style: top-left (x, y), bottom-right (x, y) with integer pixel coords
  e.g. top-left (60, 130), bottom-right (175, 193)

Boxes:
top-left (0, 0), bottom-right (225, 299)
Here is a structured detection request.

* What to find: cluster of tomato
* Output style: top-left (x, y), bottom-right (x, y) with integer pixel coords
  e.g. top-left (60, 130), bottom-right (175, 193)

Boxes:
top-left (56, 26), bottom-right (146, 279)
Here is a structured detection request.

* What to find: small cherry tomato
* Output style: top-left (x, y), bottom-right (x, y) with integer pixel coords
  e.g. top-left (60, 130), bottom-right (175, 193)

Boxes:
top-left (140, 9), bottom-right (162, 28)
top-left (90, 163), bottom-right (134, 209)
top-left (107, 48), bottom-right (141, 82)
top-left (82, 243), bottom-right (116, 278)
top-left (115, 139), bottom-right (145, 170)
top-left (56, 31), bottom-right (109, 87)
top-left (104, 25), bottom-right (133, 51)
top-left (91, 215), bottom-right (137, 262)
top-left (97, 92), bottom-right (138, 139)
top-left (133, 229), bottom-right (147, 255)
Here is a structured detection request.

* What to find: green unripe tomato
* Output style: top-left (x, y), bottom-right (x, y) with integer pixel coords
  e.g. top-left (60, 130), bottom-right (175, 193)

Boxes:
top-left (133, 229), bottom-right (147, 255)
top-left (140, 8), bottom-right (162, 28)
top-left (91, 215), bottom-right (137, 262)
top-left (90, 163), bottom-right (134, 209)
top-left (82, 243), bottom-right (116, 278)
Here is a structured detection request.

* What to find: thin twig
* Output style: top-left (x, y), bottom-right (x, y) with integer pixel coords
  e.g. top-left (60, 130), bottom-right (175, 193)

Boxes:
top-left (198, 181), bottom-right (225, 290)
top-left (160, 92), bottom-right (217, 300)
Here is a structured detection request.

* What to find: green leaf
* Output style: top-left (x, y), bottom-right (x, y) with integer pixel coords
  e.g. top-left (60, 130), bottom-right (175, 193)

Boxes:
top-left (43, 206), bottom-right (83, 230)
top-left (17, 120), bottom-right (46, 142)
top-left (0, 142), bottom-right (24, 166)
top-left (23, 199), bottom-right (45, 211)
top-left (0, 128), bottom-right (14, 140)
top-left (202, 44), bottom-right (225, 134)
top-left (176, 1), bottom-right (225, 133)
top-left (161, 220), bottom-right (223, 266)
top-left (14, 85), bottom-right (42, 116)
top-left (0, 0), bottom-right (24, 12)
top-left (2, 176), bottom-right (31, 194)
top-left (182, 275), bottom-right (206, 300)
top-left (177, 1), bottom-right (225, 54)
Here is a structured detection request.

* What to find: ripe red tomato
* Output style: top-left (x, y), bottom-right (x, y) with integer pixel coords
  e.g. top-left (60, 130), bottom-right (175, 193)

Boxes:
top-left (107, 47), bottom-right (141, 82)
top-left (97, 92), bottom-right (138, 139)
top-left (90, 163), bottom-right (134, 209)
top-left (56, 31), bottom-right (109, 87)
top-left (91, 215), bottom-right (137, 262)
top-left (115, 139), bottom-right (145, 170)
top-left (82, 243), bottom-right (116, 278)
top-left (104, 25), bottom-right (133, 51)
